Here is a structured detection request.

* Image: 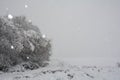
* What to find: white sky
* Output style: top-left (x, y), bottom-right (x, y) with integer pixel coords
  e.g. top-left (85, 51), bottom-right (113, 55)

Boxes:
top-left (0, 0), bottom-right (120, 60)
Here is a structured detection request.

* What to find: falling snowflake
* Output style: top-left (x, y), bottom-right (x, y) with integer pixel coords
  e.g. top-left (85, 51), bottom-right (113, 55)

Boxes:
top-left (28, 19), bottom-right (32, 23)
top-left (6, 8), bottom-right (9, 11)
top-left (42, 34), bottom-right (46, 38)
top-left (8, 14), bottom-right (13, 19)
top-left (25, 5), bottom-right (28, 8)
top-left (11, 45), bottom-right (14, 49)
top-left (27, 56), bottom-right (30, 59)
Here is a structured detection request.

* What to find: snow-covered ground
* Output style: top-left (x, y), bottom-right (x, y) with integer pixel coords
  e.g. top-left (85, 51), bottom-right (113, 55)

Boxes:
top-left (0, 59), bottom-right (120, 80)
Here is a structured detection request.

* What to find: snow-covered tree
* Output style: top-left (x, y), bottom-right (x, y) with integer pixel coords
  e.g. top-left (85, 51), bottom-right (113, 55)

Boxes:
top-left (0, 16), bottom-right (51, 71)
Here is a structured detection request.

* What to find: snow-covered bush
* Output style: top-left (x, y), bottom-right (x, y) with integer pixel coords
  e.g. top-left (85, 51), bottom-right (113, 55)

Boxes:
top-left (0, 16), bottom-right (51, 71)
top-left (116, 62), bottom-right (120, 68)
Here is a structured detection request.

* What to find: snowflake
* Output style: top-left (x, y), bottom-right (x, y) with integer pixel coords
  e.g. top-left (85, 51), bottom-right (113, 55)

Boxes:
top-left (8, 14), bottom-right (13, 19)
top-left (42, 34), bottom-right (46, 38)
top-left (11, 45), bottom-right (14, 49)
top-left (28, 19), bottom-right (32, 23)
top-left (27, 57), bottom-right (30, 59)
top-left (25, 5), bottom-right (28, 8)
top-left (6, 8), bottom-right (9, 11)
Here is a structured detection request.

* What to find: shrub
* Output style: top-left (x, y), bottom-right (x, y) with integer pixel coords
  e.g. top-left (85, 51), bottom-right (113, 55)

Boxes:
top-left (117, 62), bottom-right (120, 68)
top-left (0, 16), bottom-right (51, 71)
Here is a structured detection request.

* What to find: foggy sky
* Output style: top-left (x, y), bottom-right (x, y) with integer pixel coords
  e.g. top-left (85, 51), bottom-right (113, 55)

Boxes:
top-left (0, 0), bottom-right (120, 59)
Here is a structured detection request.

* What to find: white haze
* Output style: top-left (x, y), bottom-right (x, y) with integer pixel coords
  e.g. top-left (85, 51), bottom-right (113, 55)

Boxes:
top-left (0, 0), bottom-right (120, 65)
